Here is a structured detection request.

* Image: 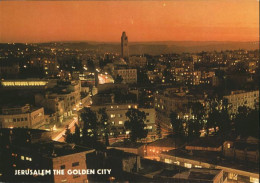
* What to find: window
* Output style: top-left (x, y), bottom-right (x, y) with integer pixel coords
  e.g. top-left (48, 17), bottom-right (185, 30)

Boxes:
top-left (228, 173), bottom-right (238, 180)
top-left (119, 121), bottom-right (123, 125)
top-left (165, 159), bottom-right (172, 164)
top-left (184, 163), bottom-right (192, 168)
top-left (250, 177), bottom-right (259, 183)
top-left (174, 161), bottom-right (180, 165)
top-left (21, 156), bottom-right (25, 160)
top-left (118, 114), bottom-right (122, 118)
top-left (146, 113), bottom-right (149, 116)
top-left (13, 119), bottom-right (16, 122)
top-left (72, 162), bottom-right (79, 167)
top-left (60, 165), bottom-right (65, 169)
top-left (73, 175), bottom-right (80, 179)
top-left (146, 120), bottom-right (150, 122)
top-left (111, 121), bottom-right (115, 125)
top-left (227, 143), bottom-right (231, 148)
top-left (110, 114), bottom-right (115, 118)
top-left (128, 105), bottom-right (131, 109)
top-left (195, 165), bottom-right (202, 168)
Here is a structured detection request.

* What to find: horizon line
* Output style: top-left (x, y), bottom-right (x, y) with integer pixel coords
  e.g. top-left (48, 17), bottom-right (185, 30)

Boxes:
top-left (0, 40), bottom-right (259, 44)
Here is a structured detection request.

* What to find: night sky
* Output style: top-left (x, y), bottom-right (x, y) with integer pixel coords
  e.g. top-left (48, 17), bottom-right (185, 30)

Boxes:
top-left (0, 0), bottom-right (259, 43)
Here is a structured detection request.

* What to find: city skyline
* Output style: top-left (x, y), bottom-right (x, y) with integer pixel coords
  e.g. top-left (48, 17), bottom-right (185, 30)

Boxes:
top-left (0, 0), bottom-right (259, 43)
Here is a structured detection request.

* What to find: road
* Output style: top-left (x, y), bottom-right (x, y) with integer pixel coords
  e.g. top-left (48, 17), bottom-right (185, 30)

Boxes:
top-left (52, 116), bottom-right (78, 142)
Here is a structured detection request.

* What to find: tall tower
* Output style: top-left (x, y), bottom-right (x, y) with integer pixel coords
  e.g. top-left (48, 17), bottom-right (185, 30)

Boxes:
top-left (121, 31), bottom-right (129, 60)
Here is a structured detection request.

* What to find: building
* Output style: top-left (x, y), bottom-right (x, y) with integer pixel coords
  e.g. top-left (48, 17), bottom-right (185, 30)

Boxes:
top-left (121, 32), bottom-right (129, 60)
top-left (159, 148), bottom-right (259, 183)
top-left (90, 103), bottom-right (156, 138)
top-left (113, 68), bottom-right (137, 84)
top-left (0, 79), bottom-right (49, 90)
top-left (108, 142), bottom-right (146, 157)
top-left (29, 57), bottom-right (59, 77)
top-left (0, 128), bottom-right (94, 183)
top-left (35, 80), bottom-right (81, 120)
top-left (129, 56), bottom-right (147, 68)
top-left (0, 63), bottom-right (19, 78)
top-left (146, 138), bottom-right (184, 159)
top-left (247, 61), bottom-right (257, 74)
top-left (223, 136), bottom-right (259, 163)
top-left (0, 104), bottom-right (45, 129)
top-left (154, 87), bottom-right (205, 120)
top-left (154, 168), bottom-right (224, 183)
top-left (223, 90), bottom-right (259, 114)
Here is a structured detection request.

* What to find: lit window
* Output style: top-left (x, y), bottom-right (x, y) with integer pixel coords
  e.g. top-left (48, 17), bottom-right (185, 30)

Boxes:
top-left (250, 177), bottom-right (259, 183)
top-left (128, 105), bottom-right (131, 108)
top-left (184, 163), bottom-right (192, 168)
top-left (110, 106), bottom-right (113, 109)
top-left (195, 165), bottom-right (202, 168)
top-left (227, 143), bottom-right (231, 148)
top-left (119, 121), bottom-right (123, 125)
top-left (134, 105), bottom-right (138, 109)
top-left (21, 156), bottom-right (25, 160)
top-left (228, 173), bottom-right (238, 180)
top-left (165, 159), bottom-right (172, 164)
top-left (174, 161), bottom-right (180, 165)
top-left (110, 114), bottom-right (115, 118)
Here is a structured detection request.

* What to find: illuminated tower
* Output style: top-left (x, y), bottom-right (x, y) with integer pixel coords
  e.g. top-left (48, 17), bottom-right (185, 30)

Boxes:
top-left (121, 31), bottom-right (129, 60)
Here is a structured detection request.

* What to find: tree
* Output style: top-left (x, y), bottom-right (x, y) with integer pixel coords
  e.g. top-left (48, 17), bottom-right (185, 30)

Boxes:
top-left (188, 102), bottom-right (205, 139)
top-left (218, 99), bottom-right (231, 137)
top-left (156, 122), bottom-right (162, 139)
top-left (80, 108), bottom-right (98, 147)
top-left (64, 126), bottom-right (73, 143)
top-left (111, 126), bottom-right (119, 139)
top-left (73, 123), bottom-right (81, 144)
top-left (247, 109), bottom-right (259, 138)
top-left (170, 111), bottom-right (184, 137)
top-left (137, 69), bottom-right (150, 84)
top-left (206, 101), bottom-right (221, 135)
top-left (114, 74), bottom-right (123, 84)
top-left (98, 108), bottom-right (110, 146)
top-left (124, 108), bottom-right (148, 143)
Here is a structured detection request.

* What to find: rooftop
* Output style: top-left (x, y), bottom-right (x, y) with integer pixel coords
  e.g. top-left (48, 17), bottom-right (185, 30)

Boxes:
top-left (26, 141), bottom-right (94, 158)
top-left (186, 136), bottom-right (224, 148)
top-left (147, 137), bottom-right (184, 148)
top-left (110, 141), bottom-right (145, 149)
top-left (162, 148), bottom-right (259, 174)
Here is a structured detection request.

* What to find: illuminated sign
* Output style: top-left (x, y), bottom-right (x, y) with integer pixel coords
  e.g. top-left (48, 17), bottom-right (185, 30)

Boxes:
top-left (1, 81), bottom-right (48, 87)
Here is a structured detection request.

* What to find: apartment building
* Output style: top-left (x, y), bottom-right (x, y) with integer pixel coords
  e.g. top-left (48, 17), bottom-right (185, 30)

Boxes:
top-left (224, 90), bottom-right (259, 114)
top-left (0, 104), bottom-right (45, 129)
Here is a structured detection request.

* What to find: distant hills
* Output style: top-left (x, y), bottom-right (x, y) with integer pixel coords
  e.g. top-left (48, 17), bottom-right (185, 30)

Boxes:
top-left (44, 41), bottom-right (259, 55)
top-left (1, 41), bottom-right (259, 55)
